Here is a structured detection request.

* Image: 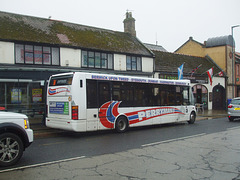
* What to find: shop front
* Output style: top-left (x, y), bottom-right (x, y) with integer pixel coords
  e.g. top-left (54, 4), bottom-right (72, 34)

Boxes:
top-left (0, 69), bottom-right (60, 123)
top-left (0, 80), bottom-right (45, 117)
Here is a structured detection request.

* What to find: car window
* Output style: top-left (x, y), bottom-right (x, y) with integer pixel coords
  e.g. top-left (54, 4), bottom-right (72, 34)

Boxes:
top-left (231, 99), bottom-right (240, 105)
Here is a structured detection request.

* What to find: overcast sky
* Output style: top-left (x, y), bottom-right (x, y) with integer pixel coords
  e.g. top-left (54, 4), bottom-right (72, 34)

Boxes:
top-left (1, 0), bottom-right (240, 52)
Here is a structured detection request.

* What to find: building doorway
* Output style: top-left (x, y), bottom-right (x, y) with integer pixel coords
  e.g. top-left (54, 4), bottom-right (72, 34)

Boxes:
top-left (193, 85), bottom-right (208, 109)
top-left (212, 84), bottom-right (226, 110)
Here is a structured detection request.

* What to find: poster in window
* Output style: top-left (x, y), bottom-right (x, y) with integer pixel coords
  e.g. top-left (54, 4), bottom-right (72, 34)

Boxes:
top-left (34, 46), bottom-right (43, 64)
top-left (32, 89), bottom-right (42, 102)
top-left (11, 88), bottom-right (22, 104)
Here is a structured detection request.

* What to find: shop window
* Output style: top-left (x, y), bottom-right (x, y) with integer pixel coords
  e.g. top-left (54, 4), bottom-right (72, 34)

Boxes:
top-left (81, 50), bottom-right (113, 69)
top-left (15, 44), bottom-right (60, 66)
top-left (0, 81), bottom-right (45, 117)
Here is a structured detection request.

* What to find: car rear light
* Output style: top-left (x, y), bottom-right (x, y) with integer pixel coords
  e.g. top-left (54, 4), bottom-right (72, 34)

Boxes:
top-left (0, 107), bottom-right (5, 110)
top-left (228, 105), bottom-right (233, 108)
top-left (72, 106), bottom-right (78, 120)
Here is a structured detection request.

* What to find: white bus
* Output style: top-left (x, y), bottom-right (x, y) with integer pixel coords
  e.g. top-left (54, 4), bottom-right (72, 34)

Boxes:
top-left (46, 72), bottom-right (196, 133)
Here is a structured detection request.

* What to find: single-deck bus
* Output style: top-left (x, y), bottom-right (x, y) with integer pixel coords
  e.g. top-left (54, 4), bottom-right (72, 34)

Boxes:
top-left (46, 72), bottom-right (196, 132)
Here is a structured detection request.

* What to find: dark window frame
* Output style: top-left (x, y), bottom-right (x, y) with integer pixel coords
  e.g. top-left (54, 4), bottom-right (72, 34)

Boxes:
top-left (126, 56), bottom-right (142, 71)
top-left (81, 50), bottom-right (114, 69)
top-left (15, 44), bottom-right (60, 66)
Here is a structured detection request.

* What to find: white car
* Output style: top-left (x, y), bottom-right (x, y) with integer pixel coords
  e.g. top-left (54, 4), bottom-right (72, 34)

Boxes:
top-left (0, 111), bottom-right (33, 166)
top-left (228, 97), bottom-right (240, 121)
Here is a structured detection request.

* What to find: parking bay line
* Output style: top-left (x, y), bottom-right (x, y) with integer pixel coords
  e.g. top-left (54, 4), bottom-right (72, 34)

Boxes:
top-left (141, 133), bottom-right (206, 147)
top-left (0, 156), bottom-right (86, 173)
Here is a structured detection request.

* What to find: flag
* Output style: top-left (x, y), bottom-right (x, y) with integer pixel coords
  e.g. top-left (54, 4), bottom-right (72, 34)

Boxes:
top-left (218, 71), bottom-right (223, 76)
top-left (191, 64), bottom-right (202, 77)
top-left (207, 68), bottom-right (213, 86)
top-left (178, 64), bottom-right (184, 80)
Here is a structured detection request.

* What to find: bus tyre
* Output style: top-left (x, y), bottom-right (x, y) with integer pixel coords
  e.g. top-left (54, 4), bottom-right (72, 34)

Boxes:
top-left (0, 133), bottom-right (24, 167)
top-left (115, 117), bottom-right (128, 133)
top-left (188, 112), bottom-right (196, 124)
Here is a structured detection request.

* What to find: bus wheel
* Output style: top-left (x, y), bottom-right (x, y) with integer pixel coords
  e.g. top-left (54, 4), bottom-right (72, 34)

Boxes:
top-left (188, 112), bottom-right (196, 124)
top-left (115, 117), bottom-right (128, 133)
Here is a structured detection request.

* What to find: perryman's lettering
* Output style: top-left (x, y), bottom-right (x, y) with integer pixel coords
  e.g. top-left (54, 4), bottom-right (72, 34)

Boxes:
top-left (138, 108), bottom-right (177, 120)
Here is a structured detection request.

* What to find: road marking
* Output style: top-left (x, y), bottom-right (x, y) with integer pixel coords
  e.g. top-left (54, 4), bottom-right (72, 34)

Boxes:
top-left (0, 156), bottom-right (86, 173)
top-left (227, 126), bottom-right (240, 131)
top-left (141, 133), bottom-right (206, 147)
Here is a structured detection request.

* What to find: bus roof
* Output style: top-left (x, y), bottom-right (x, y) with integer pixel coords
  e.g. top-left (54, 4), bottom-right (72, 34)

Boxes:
top-left (50, 72), bottom-right (190, 86)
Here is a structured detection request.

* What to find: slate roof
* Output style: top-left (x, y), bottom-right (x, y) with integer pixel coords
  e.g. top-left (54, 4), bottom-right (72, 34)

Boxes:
top-left (153, 50), bottom-right (225, 77)
top-left (0, 11), bottom-right (153, 57)
top-left (206, 35), bottom-right (234, 48)
top-left (143, 43), bottom-right (167, 52)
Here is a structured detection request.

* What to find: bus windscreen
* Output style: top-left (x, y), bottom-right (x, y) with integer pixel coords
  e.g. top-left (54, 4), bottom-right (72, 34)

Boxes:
top-left (49, 75), bottom-right (73, 86)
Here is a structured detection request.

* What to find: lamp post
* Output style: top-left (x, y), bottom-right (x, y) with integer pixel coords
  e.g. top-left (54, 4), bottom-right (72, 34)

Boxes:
top-left (231, 25), bottom-right (240, 98)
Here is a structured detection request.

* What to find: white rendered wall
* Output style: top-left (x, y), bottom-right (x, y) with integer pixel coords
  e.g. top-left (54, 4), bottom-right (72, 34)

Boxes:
top-left (114, 54), bottom-right (126, 71)
top-left (60, 47), bottom-right (81, 67)
top-left (192, 76), bottom-right (225, 110)
top-left (0, 41), bottom-right (14, 64)
top-left (142, 57), bottom-right (154, 73)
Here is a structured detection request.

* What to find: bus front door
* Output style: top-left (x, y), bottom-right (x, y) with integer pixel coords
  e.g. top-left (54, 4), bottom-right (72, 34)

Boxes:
top-left (98, 81), bottom-right (114, 129)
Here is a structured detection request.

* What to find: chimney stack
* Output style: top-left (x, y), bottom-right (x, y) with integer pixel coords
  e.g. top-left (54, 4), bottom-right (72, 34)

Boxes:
top-left (123, 11), bottom-right (136, 37)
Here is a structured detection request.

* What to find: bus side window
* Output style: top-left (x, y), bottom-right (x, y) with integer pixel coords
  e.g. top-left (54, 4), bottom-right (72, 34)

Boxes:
top-left (86, 80), bottom-right (98, 108)
top-left (80, 80), bottom-right (83, 88)
top-left (99, 82), bottom-right (111, 107)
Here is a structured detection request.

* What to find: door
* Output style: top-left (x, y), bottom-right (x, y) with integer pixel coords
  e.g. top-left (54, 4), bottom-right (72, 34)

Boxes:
top-left (97, 81), bottom-right (115, 129)
top-left (213, 85), bottom-right (226, 110)
top-left (196, 89), bottom-right (202, 103)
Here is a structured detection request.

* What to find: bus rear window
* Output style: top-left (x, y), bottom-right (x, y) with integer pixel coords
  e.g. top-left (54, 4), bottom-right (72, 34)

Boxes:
top-left (49, 75), bottom-right (73, 86)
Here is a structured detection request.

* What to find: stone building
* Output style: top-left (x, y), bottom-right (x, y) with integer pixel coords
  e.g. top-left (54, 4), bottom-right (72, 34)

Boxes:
top-left (175, 36), bottom-right (235, 99)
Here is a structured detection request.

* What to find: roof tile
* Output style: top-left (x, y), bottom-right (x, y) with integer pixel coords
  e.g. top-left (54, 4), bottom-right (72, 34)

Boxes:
top-left (154, 50), bottom-right (224, 76)
top-left (0, 11), bottom-right (153, 57)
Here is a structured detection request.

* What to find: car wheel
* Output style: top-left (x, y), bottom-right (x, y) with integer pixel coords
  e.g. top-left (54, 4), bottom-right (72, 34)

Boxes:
top-left (0, 133), bottom-right (24, 167)
top-left (115, 116), bottom-right (128, 133)
top-left (188, 112), bottom-right (196, 124)
top-left (228, 117), bottom-right (234, 122)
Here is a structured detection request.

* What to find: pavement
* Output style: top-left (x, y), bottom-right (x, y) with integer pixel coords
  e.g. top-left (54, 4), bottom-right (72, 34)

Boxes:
top-left (195, 109), bottom-right (228, 120)
top-left (29, 110), bottom-right (228, 139)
